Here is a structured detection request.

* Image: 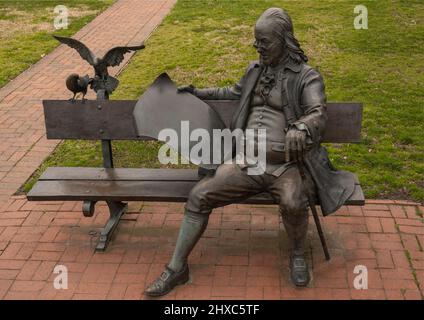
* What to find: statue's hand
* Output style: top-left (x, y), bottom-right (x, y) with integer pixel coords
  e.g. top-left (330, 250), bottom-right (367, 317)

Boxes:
top-left (285, 128), bottom-right (307, 163)
top-left (177, 85), bottom-right (196, 95)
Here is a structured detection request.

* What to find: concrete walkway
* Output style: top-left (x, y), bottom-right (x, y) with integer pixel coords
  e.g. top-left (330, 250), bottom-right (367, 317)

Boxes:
top-left (0, 0), bottom-right (423, 300)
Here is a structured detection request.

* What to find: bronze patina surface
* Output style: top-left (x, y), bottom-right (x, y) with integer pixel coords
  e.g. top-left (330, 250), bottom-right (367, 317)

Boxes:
top-left (145, 8), bottom-right (357, 296)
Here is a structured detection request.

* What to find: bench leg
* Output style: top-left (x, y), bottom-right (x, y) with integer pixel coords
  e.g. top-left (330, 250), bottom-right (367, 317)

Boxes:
top-left (95, 201), bottom-right (127, 252)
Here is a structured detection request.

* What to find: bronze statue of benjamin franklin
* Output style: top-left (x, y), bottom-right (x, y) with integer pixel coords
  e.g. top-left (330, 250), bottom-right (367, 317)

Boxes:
top-left (145, 7), bottom-right (356, 296)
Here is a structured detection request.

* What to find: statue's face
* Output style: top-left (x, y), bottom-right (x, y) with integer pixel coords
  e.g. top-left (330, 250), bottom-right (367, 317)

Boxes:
top-left (254, 19), bottom-right (285, 67)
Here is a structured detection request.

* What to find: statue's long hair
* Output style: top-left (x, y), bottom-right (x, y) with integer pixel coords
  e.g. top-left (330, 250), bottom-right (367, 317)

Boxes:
top-left (258, 8), bottom-right (308, 64)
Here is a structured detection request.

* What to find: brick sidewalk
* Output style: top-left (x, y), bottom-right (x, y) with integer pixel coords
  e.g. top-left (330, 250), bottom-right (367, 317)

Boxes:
top-left (0, 0), bottom-right (423, 301)
top-left (0, 0), bottom-right (176, 205)
top-left (0, 197), bottom-right (422, 300)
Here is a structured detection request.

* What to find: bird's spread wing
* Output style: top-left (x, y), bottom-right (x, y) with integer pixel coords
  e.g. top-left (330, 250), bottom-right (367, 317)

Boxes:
top-left (101, 44), bottom-right (145, 67)
top-left (53, 35), bottom-right (96, 66)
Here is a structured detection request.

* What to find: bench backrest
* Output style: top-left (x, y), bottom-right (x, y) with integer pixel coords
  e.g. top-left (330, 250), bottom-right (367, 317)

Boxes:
top-left (43, 100), bottom-right (362, 143)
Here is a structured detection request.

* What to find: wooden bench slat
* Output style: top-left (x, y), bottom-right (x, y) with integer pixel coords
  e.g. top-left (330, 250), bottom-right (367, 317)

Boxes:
top-left (43, 100), bottom-right (362, 143)
top-left (28, 167), bottom-right (365, 206)
top-left (39, 167), bottom-right (200, 181)
top-left (348, 181), bottom-right (365, 206)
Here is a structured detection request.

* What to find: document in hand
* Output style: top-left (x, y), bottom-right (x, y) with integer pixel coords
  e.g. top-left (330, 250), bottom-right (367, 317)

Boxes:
top-left (133, 73), bottom-right (227, 166)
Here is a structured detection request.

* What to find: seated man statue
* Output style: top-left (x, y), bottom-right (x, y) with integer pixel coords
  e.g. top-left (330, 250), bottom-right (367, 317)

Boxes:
top-left (145, 7), bottom-right (355, 297)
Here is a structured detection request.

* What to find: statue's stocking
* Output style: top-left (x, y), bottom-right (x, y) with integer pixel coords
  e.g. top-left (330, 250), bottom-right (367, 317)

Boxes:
top-left (168, 210), bottom-right (209, 272)
top-left (281, 208), bottom-right (309, 257)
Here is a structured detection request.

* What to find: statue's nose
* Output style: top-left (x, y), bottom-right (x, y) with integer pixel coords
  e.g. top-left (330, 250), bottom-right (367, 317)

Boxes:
top-left (256, 47), bottom-right (264, 54)
top-left (253, 41), bottom-right (264, 52)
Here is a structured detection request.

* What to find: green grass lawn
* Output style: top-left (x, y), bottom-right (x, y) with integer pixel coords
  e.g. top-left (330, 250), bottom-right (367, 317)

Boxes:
top-left (22, 0), bottom-right (424, 202)
top-left (0, 0), bottom-right (114, 88)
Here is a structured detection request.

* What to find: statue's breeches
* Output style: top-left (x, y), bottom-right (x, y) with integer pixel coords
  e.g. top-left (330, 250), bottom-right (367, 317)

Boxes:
top-left (185, 163), bottom-right (312, 215)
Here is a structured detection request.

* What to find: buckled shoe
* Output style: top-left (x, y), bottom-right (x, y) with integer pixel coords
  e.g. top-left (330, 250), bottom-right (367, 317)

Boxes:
top-left (144, 264), bottom-right (189, 297)
top-left (290, 254), bottom-right (310, 287)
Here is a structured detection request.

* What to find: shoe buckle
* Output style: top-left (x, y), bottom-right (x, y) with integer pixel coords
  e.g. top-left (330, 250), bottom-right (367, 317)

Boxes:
top-left (160, 271), bottom-right (170, 281)
top-left (292, 257), bottom-right (307, 268)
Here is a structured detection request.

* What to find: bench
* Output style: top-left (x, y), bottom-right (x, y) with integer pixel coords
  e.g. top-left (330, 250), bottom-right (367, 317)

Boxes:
top-left (27, 99), bottom-right (365, 252)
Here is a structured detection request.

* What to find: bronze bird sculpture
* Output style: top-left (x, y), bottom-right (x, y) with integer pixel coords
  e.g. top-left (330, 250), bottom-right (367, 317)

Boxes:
top-left (66, 73), bottom-right (91, 102)
top-left (54, 35), bottom-right (145, 96)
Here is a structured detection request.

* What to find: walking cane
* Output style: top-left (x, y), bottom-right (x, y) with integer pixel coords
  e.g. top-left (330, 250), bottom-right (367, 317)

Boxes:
top-left (297, 160), bottom-right (331, 261)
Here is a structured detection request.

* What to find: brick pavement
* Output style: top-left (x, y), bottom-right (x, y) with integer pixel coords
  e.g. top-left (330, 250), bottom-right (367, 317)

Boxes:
top-left (0, 0), bottom-right (423, 300)
top-left (0, 197), bottom-right (422, 300)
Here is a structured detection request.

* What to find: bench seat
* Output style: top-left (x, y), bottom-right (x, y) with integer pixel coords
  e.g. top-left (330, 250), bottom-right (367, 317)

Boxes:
top-left (28, 167), bottom-right (365, 206)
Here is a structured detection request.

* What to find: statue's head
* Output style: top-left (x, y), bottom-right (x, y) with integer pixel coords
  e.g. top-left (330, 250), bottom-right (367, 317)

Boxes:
top-left (254, 8), bottom-right (308, 67)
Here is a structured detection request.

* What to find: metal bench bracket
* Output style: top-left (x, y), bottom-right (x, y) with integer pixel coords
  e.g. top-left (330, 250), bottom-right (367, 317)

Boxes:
top-left (95, 200), bottom-right (127, 252)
